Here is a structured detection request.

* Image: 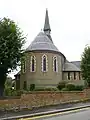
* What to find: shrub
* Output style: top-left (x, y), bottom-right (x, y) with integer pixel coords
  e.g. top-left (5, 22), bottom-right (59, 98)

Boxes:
top-left (4, 88), bottom-right (23, 96)
top-left (16, 90), bottom-right (24, 96)
top-left (34, 88), bottom-right (45, 91)
top-left (65, 83), bottom-right (75, 91)
top-left (75, 85), bottom-right (84, 91)
top-left (34, 87), bottom-right (58, 91)
top-left (57, 81), bottom-right (66, 90)
top-left (4, 87), bottom-right (12, 96)
top-left (64, 84), bottom-right (84, 91)
top-left (62, 88), bottom-right (68, 91)
top-left (84, 81), bottom-right (88, 88)
top-left (44, 87), bottom-right (58, 91)
top-left (30, 84), bottom-right (35, 91)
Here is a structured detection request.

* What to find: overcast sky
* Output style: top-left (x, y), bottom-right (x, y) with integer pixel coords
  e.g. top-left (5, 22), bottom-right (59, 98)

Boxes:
top-left (1, 0), bottom-right (90, 78)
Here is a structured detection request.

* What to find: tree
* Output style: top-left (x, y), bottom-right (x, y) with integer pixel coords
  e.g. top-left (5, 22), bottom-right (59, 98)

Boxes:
top-left (81, 45), bottom-right (90, 87)
top-left (0, 17), bottom-right (26, 96)
top-left (5, 77), bottom-right (13, 88)
top-left (4, 77), bottom-right (16, 96)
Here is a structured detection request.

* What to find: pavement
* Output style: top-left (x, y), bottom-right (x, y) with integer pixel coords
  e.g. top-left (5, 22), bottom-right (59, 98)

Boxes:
top-left (37, 107), bottom-right (90, 120)
top-left (0, 101), bottom-right (90, 120)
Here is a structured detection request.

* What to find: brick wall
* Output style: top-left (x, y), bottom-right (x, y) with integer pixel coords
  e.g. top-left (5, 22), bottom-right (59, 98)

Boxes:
top-left (0, 90), bottom-right (89, 110)
top-left (21, 91), bottom-right (86, 106)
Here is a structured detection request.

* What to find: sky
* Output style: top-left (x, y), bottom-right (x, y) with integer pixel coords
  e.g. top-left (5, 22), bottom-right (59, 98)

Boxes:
top-left (0, 0), bottom-right (90, 78)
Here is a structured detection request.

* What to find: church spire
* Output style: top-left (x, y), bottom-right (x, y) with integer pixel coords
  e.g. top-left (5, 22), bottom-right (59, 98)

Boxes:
top-left (43, 9), bottom-right (51, 33)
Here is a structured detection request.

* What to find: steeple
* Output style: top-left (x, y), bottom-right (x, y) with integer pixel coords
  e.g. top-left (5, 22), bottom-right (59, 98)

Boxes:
top-left (43, 9), bottom-right (51, 34)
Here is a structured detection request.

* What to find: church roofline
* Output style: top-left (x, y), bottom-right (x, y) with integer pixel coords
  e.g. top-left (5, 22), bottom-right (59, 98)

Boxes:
top-left (25, 49), bottom-right (66, 60)
top-left (43, 9), bottom-right (51, 32)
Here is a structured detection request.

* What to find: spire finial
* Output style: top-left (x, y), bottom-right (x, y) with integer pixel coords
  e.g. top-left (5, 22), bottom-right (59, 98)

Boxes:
top-left (43, 9), bottom-right (51, 33)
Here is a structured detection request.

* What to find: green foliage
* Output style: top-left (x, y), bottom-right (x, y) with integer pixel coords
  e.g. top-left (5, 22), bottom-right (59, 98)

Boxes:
top-left (30, 84), bottom-right (35, 91)
top-left (34, 88), bottom-right (45, 91)
top-left (4, 89), bottom-right (23, 96)
top-left (65, 83), bottom-right (75, 91)
top-left (0, 17), bottom-right (26, 96)
top-left (61, 88), bottom-right (68, 91)
top-left (16, 90), bottom-right (24, 95)
top-left (75, 85), bottom-right (84, 91)
top-left (81, 46), bottom-right (90, 87)
top-left (34, 87), bottom-right (58, 91)
top-left (4, 87), bottom-right (11, 96)
top-left (0, 17), bottom-right (26, 70)
top-left (5, 77), bottom-right (13, 88)
top-left (4, 77), bottom-right (17, 96)
top-left (44, 87), bottom-right (58, 91)
top-left (57, 81), bottom-right (66, 90)
top-left (62, 83), bottom-right (84, 91)
top-left (84, 80), bottom-right (88, 88)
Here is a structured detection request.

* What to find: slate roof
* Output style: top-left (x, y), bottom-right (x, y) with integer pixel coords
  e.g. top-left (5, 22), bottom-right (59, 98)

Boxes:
top-left (63, 62), bottom-right (81, 72)
top-left (26, 32), bottom-right (60, 52)
top-left (15, 10), bottom-right (81, 77)
top-left (70, 61), bottom-right (81, 69)
top-left (26, 9), bottom-right (60, 53)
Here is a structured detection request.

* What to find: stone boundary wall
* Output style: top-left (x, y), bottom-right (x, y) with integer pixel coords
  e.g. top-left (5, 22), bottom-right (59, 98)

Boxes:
top-left (0, 89), bottom-right (90, 110)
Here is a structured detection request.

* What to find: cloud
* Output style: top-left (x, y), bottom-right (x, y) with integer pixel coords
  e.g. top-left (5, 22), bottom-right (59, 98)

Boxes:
top-left (0, 0), bottom-right (90, 77)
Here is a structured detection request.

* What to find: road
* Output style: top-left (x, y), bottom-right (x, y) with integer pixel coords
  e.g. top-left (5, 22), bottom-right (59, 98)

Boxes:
top-left (0, 102), bottom-right (90, 119)
top-left (39, 108), bottom-right (90, 120)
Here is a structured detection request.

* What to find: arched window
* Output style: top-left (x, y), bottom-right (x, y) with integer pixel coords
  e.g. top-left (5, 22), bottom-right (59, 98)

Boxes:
top-left (32, 56), bottom-right (35, 72)
top-left (53, 56), bottom-right (58, 72)
top-left (30, 56), bottom-right (36, 72)
top-left (54, 58), bottom-right (56, 72)
top-left (42, 54), bottom-right (48, 72)
top-left (43, 56), bottom-right (46, 71)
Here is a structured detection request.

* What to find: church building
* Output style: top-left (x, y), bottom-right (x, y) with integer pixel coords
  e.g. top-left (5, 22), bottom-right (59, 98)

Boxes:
top-left (15, 9), bottom-right (83, 90)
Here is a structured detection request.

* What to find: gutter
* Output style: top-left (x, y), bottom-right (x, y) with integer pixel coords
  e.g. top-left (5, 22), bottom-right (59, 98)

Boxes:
top-left (1, 104), bottom-right (90, 120)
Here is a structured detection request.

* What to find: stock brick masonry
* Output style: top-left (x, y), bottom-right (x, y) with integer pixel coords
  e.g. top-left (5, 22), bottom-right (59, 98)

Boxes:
top-left (0, 89), bottom-right (90, 110)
